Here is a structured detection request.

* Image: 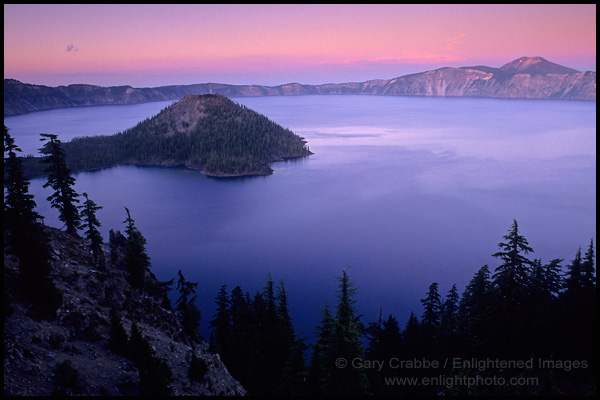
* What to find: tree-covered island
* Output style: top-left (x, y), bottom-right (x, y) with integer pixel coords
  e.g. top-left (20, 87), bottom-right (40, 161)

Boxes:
top-left (21, 94), bottom-right (312, 178)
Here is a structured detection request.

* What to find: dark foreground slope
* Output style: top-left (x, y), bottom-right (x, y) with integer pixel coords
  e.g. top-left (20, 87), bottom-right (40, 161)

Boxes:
top-left (3, 226), bottom-right (246, 396)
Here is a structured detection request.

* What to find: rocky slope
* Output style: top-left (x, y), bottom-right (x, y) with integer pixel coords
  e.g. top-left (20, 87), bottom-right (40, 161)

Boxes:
top-left (4, 57), bottom-right (595, 116)
top-left (3, 226), bottom-right (246, 396)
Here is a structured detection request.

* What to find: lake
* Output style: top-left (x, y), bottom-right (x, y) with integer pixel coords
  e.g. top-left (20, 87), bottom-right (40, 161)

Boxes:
top-left (5, 95), bottom-right (596, 342)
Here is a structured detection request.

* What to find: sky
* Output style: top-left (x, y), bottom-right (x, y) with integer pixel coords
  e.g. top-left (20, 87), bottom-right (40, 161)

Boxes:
top-left (4, 4), bottom-right (597, 87)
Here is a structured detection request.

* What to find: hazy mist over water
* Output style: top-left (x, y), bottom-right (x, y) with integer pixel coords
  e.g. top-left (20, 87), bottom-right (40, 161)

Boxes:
top-left (9, 95), bottom-right (596, 341)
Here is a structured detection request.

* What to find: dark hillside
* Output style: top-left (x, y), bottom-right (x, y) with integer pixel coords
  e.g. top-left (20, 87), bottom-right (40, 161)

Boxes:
top-left (4, 226), bottom-right (246, 396)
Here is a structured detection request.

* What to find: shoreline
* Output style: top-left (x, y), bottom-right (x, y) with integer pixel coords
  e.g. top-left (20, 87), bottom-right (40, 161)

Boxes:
top-left (21, 151), bottom-right (313, 180)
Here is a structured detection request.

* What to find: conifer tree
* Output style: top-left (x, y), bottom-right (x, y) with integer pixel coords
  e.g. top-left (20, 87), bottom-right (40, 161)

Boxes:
top-left (4, 126), bottom-right (62, 318)
top-left (420, 282), bottom-right (442, 329)
top-left (209, 285), bottom-right (231, 357)
top-left (561, 242), bottom-right (596, 367)
top-left (275, 280), bottom-right (307, 395)
top-left (108, 229), bottom-right (126, 265)
top-left (527, 258), bottom-right (563, 355)
top-left (122, 207), bottom-right (151, 288)
top-left (489, 220), bottom-right (534, 357)
top-left (580, 239), bottom-right (596, 292)
top-left (439, 284), bottom-right (461, 356)
top-left (129, 321), bottom-right (173, 395)
top-left (491, 219), bottom-right (534, 308)
top-left (175, 269), bottom-right (202, 343)
top-left (4, 126), bottom-right (41, 232)
top-left (308, 299), bottom-right (336, 395)
top-left (40, 133), bottom-right (81, 236)
top-left (365, 313), bottom-right (403, 395)
top-left (227, 285), bottom-right (251, 381)
top-left (440, 284), bottom-right (459, 333)
top-left (458, 265), bottom-right (493, 354)
top-left (400, 312), bottom-right (421, 358)
top-left (108, 306), bottom-right (129, 356)
top-left (327, 268), bottom-right (370, 396)
top-left (419, 282), bottom-right (442, 355)
top-left (79, 192), bottom-right (104, 267)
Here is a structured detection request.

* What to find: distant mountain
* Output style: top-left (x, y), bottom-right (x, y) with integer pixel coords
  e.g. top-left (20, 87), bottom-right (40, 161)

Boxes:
top-left (4, 57), bottom-right (595, 116)
top-left (499, 56), bottom-right (580, 74)
top-left (21, 94), bottom-right (312, 178)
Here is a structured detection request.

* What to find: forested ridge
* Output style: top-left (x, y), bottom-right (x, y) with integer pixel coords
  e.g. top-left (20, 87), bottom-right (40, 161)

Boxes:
top-left (19, 94), bottom-right (312, 178)
top-left (4, 126), bottom-right (596, 396)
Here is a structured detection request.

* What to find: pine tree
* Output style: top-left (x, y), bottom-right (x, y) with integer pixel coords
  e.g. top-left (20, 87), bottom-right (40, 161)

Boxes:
top-left (308, 299), bottom-right (336, 395)
top-left (326, 268), bottom-right (370, 396)
top-left (527, 258), bottom-right (563, 356)
top-left (400, 312), bottom-right (421, 358)
top-left (129, 321), bottom-right (172, 395)
top-left (175, 269), bottom-right (202, 343)
top-left (420, 282), bottom-right (442, 329)
top-left (227, 285), bottom-right (251, 382)
top-left (564, 247), bottom-right (583, 295)
top-left (489, 220), bottom-right (535, 357)
top-left (4, 126), bottom-right (41, 232)
top-left (458, 265), bottom-right (493, 345)
top-left (79, 192), bottom-right (104, 267)
top-left (122, 207), bottom-right (151, 288)
top-left (420, 282), bottom-right (441, 356)
top-left (561, 242), bottom-right (596, 369)
top-left (440, 284), bottom-right (459, 333)
top-left (108, 229), bottom-right (126, 265)
top-left (108, 306), bottom-right (129, 356)
top-left (365, 313), bottom-right (403, 395)
top-left (439, 284), bottom-right (461, 357)
top-left (580, 239), bottom-right (596, 292)
top-left (4, 126), bottom-right (62, 318)
top-left (275, 280), bottom-right (307, 395)
top-left (40, 133), bottom-right (81, 236)
top-left (491, 219), bottom-right (534, 309)
top-left (209, 285), bottom-right (230, 357)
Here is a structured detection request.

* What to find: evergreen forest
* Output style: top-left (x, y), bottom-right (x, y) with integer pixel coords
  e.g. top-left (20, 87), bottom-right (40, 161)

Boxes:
top-left (4, 127), bottom-right (596, 396)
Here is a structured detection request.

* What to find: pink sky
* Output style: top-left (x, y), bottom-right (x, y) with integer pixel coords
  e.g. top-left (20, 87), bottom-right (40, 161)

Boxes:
top-left (3, 4), bottom-right (596, 87)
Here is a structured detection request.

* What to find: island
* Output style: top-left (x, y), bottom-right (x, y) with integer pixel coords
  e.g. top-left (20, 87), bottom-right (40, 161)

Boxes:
top-left (21, 94), bottom-right (313, 178)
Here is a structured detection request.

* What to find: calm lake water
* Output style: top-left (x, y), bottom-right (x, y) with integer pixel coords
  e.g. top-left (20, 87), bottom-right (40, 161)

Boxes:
top-left (5, 95), bottom-right (596, 342)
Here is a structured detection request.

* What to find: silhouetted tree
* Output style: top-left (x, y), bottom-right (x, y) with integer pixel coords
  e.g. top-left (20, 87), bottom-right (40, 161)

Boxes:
top-left (122, 207), bottom-right (151, 288)
top-left (458, 265), bottom-right (494, 356)
top-left (439, 283), bottom-right (461, 357)
top-left (40, 133), bottom-right (80, 236)
top-left (365, 313), bottom-right (403, 395)
top-left (491, 219), bottom-right (534, 309)
top-left (175, 269), bottom-right (202, 344)
top-left (108, 229), bottom-right (126, 265)
top-left (308, 299), bottom-right (336, 395)
top-left (209, 285), bottom-right (230, 356)
top-left (275, 280), bottom-right (307, 395)
top-left (79, 192), bottom-right (104, 267)
top-left (490, 219), bottom-right (534, 357)
top-left (4, 126), bottom-right (62, 318)
top-left (129, 320), bottom-right (172, 395)
top-left (326, 268), bottom-right (370, 396)
top-left (561, 241), bottom-right (596, 373)
top-left (420, 282), bottom-right (441, 355)
top-left (108, 306), bottom-right (129, 356)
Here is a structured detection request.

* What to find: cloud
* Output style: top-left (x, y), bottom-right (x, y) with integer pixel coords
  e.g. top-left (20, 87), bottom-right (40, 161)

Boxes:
top-left (66, 44), bottom-right (79, 53)
top-left (321, 53), bottom-right (466, 66)
top-left (446, 34), bottom-right (466, 50)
